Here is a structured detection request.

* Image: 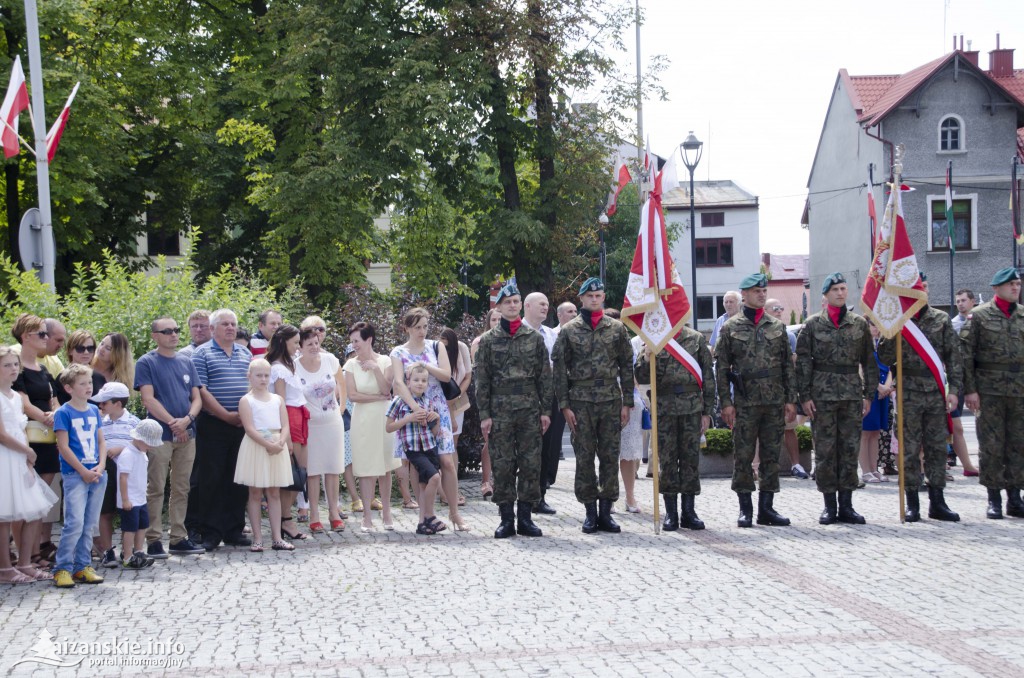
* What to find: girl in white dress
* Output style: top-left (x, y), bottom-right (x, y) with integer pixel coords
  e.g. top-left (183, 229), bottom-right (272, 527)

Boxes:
top-left (235, 359), bottom-right (294, 552)
top-left (0, 346), bottom-right (58, 583)
top-left (619, 335), bottom-right (647, 513)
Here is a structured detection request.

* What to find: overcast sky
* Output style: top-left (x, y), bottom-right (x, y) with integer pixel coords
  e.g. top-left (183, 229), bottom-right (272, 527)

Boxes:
top-left (588, 0), bottom-right (1023, 254)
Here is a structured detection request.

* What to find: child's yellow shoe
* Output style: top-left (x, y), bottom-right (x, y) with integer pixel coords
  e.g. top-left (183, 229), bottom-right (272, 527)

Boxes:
top-left (72, 566), bottom-right (104, 584)
top-left (53, 569), bottom-right (76, 588)
top-left (370, 497), bottom-right (383, 511)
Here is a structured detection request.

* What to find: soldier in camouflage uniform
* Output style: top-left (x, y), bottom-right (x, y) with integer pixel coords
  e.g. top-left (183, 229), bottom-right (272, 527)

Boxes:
top-left (552, 277), bottom-right (634, 534)
top-left (635, 324), bottom-right (714, 531)
top-left (961, 267), bottom-right (1024, 520)
top-left (877, 275), bottom-right (962, 522)
top-left (714, 273), bottom-right (797, 528)
top-left (796, 272), bottom-right (878, 525)
top-left (476, 281), bottom-right (553, 538)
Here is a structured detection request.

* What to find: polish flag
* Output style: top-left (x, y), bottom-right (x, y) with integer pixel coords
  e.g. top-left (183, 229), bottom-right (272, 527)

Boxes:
top-left (45, 82), bottom-right (80, 162)
top-left (605, 161), bottom-right (631, 217)
top-left (1, 56), bottom-right (30, 159)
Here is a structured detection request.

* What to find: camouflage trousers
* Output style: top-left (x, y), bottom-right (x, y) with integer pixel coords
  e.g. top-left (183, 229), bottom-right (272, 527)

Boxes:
top-left (569, 399), bottom-right (621, 503)
top-left (899, 391), bottom-right (949, 490)
top-left (731, 404), bottom-right (785, 494)
top-left (490, 413), bottom-right (543, 505)
top-left (656, 412), bottom-right (701, 496)
top-left (976, 394), bottom-right (1024, 491)
top-left (811, 400), bottom-right (861, 493)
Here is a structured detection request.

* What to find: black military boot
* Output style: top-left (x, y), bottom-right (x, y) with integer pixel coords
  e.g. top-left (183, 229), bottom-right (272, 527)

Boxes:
top-left (1006, 488), bottom-right (1024, 518)
top-left (582, 501), bottom-right (599, 533)
top-left (819, 493), bottom-right (838, 525)
top-left (516, 501), bottom-right (543, 536)
top-left (494, 503), bottom-right (516, 539)
top-left (597, 499), bottom-right (621, 533)
top-left (661, 494), bottom-right (679, 532)
top-left (904, 488), bottom-right (921, 522)
top-left (736, 493), bottom-right (753, 528)
top-left (679, 494), bottom-right (705, 530)
top-left (837, 490), bottom-right (866, 524)
top-left (756, 491), bottom-right (791, 526)
top-left (534, 498), bottom-right (557, 515)
top-left (927, 486), bottom-right (960, 522)
top-left (987, 489), bottom-right (1004, 519)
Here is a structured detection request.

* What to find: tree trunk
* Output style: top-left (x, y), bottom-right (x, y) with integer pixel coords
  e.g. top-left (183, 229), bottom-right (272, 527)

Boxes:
top-left (528, 0), bottom-right (555, 295)
top-left (5, 163), bottom-right (19, 264)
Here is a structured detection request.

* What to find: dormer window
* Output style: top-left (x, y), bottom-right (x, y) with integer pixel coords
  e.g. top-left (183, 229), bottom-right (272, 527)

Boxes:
top-left (939, 116), bottom-right (963, 151)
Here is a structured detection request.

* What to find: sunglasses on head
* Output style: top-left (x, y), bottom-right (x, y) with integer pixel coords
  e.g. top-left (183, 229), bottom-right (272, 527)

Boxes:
top-left (154, 328), bottom-right (181, 335)
top-left (73, 345), bottom-right (97, 354)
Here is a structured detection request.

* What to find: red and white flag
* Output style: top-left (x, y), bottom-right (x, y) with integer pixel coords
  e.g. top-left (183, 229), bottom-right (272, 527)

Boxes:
top-left (1, 56), bottom-right (30, 159)
top-left (45, 82), bottom-right (79, 162)
top-left (861, 182), bottom-right (950, 431)
top-left (867, 190), bottom-right (877, 247)
top-left (621, 154), bottom-right (700, 384)
top-left (605, 160), bottom-right (631, 217)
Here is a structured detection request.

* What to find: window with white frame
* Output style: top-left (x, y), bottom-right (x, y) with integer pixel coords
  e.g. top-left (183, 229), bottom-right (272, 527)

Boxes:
top-left (927, 193), bottom-right (976, 251)
top-left (938, 115), bottom-right (964, 152)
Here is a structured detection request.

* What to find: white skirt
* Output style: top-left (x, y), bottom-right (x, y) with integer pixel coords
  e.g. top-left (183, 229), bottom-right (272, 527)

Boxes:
top-left (234, 432), bottom-right (293, 488)
top-left (0, 445), bottom-right (59, 522)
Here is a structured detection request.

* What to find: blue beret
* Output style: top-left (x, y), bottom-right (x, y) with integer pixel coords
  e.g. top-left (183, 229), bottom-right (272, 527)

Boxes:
top-left (739, 273), bottom-right (767, 290)
top-left (990, 267), bottom-right (1021, 286)
top-left (578, 277), bottom-right (605, 296)
top-left (821, 272), bottom-right (846, 295)
top-left (495, 281), bottom-right (520, 304)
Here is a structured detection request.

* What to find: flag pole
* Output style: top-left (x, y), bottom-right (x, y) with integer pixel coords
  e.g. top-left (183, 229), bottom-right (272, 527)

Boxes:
top-left (0, 117), bottom-right (37, 157)
top-left (948, 160), bottom-right (955, 310)
top-left (649, 355), bottom-right (661, 534)
top-left (897, 330), bottom-right (905, 523)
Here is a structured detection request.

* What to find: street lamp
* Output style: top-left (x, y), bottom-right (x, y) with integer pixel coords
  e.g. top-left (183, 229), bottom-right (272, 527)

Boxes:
top-left (680, 131), bottom-right (703, 330)
top-left (598, 213), bottom-right (609, 282)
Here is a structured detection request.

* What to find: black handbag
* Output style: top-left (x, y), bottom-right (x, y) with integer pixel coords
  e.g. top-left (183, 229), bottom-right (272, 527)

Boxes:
top-left (433, 341), bottom-right (463, 400)
top-left (285, 455), bottom-right (308, 499)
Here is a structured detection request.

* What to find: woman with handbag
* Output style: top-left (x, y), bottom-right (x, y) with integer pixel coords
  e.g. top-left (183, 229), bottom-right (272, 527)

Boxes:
top-left (470, 309), bottom-right (501, 499)
top-left (390, 308), bottom-right (469, 531)
top-left (11, 314), bottom-right (61, 567)
top-left (343, 322), bottom-right (399, 532)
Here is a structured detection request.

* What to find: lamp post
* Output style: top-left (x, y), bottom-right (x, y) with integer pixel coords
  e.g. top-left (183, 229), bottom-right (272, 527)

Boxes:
top-left (598, 213), bottom-right (609, 282)
top-left (680, 131), bottom-right (703, 329)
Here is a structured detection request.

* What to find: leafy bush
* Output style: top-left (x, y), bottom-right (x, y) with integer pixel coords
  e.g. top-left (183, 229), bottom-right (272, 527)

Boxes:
top-left (703, 428), bottom-right (733, 457)
top-left (795, 424), bottom-right (813, 453)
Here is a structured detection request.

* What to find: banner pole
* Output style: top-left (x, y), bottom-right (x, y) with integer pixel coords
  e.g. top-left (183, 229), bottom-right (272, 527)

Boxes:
top-left (897, 335), bottom-right (905, 523)
top-left (650, 355), bottom-right (661, 534)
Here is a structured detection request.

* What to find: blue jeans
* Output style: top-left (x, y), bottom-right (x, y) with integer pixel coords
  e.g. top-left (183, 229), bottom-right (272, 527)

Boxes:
top-left (55, 470), bottom-right (108, 573)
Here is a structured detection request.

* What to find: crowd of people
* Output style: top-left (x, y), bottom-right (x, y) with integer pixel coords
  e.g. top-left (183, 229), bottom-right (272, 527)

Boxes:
top-left (2, 263), bottom-right (1022, 586)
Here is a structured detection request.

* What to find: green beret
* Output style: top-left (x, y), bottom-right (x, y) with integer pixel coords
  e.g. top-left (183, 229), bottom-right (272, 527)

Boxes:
top-left (495, 281), bottom-right (520, 304)
top-left (578, 277), bottom-right (605, 296)
top-left (821, 272), bottom-right (846, 295)
top-left (990, 267), bottom-right (1021, 286)
top-left (739, 273), bottom-right (767, 290)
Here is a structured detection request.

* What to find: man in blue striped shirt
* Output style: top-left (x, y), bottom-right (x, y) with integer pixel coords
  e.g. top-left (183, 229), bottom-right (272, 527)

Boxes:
top-left (185, 309), bottom-right (253, 551)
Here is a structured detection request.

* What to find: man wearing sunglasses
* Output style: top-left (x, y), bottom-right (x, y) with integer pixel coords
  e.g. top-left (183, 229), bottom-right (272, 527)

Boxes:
top-left (135, 317), bottom-right (205, 557)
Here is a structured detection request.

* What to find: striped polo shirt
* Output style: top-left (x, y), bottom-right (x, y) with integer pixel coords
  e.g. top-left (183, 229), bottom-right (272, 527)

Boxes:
top-left (191, 339), bottom-right (252, 412)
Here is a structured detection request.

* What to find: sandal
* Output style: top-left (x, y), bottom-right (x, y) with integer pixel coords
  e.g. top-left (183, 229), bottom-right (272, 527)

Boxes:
top-left (370, 497), bottom-right (383, 511)
top-left (17, 565), bottom-right (53, 581)
top-left (38, 542), bottom-right (57, 562)
top-left (351, 499), bottom-right (364, 513)
top-left (31, 554), bottom-right (51, 568)
top-left (425, 516), bottom-right (448, 533)
top-left (457, 493), bottom-right (466, 507)
top-left (402, 500), bottom-right (419, 510)
top-left (480, 482), bottom-right (493, 499)
top-left (331, 519), bottom-right (346, 532)
top-left (271, 540), bottom-right (295, 551)
top-left (416, 521), bottom-right (438, 535)
top-left (250, 542), bottom-right (264, 552)
top-left (280, 522), bottom-right (310, 540)
top-left (296, 510), bottom-right (309, 523)
top-left (308, 522), bottom-right (325, 533)
top-left (0, 567), bottom-right (34, 584)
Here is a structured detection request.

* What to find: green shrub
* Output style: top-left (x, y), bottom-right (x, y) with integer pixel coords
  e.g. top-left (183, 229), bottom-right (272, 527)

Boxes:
top-left (795, 424), bottom-right (813, 453)
top-left (703, 428), bottom-right (733, 457)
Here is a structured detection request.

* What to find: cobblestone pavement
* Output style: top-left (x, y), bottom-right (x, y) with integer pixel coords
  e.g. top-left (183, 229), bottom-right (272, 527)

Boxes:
top-left (2, 416), bottom-right (1023, 677)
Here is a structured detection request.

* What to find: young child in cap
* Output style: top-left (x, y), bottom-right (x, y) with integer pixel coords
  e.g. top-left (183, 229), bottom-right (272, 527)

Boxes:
top-left (117, 420), bottom-right (164, 569)
top-left (93, 381), bottom-right (139, 568)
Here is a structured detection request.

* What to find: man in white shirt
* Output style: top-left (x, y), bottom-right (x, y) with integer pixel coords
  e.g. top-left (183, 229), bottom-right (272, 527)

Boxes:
top-left (555, 302), bottom-right (578, 334)
top-left (709, 291), bottom-right (741, 351)
top-left (524, 293), bottom-right (560, 514)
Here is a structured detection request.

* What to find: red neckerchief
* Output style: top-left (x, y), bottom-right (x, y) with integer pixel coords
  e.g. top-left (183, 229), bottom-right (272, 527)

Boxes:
top-left (754, 308), bottom-right (764, 325)
top-left (827, 304), bottom-right (842, 327)
top-left (994, 296), bottom-right (1014, 318)
top-left (590, 309), bottom-right (603, 329)
top-left (508, 318), bottom-right (522, 336)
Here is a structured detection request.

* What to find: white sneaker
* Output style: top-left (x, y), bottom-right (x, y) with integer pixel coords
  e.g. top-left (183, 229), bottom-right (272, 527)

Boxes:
top-left (791, 464), bottom-right (809, 479)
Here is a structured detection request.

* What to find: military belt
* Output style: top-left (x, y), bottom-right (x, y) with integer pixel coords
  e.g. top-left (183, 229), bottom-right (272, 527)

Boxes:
top-left (814, 363), bottom-right (859, 375)
top-left (740, 367), bottom-right (782, 380)
top-left (571, 378), bottom-right (610, 388)
top-left (900, 367), bottom-right (932, 378)
top-left (976, 362), bottom-right (1023, 373)
top-left (657, 383), bottom-right (701, 396)
top-left (491, 383), bottom-right (535, 395)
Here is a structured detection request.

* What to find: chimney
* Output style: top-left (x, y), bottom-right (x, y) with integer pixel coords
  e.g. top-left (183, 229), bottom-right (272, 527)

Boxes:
top-left (989, 33), bottom-right (1015, 77)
